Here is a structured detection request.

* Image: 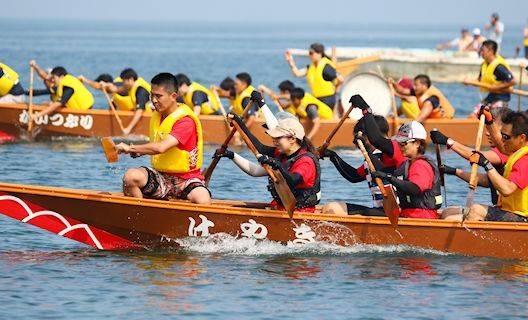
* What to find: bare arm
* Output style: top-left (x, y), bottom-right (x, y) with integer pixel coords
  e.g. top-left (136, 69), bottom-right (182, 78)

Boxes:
top-left (285, 52), bottom-right (307, 77)
top-left (117, 134), bottom-right (179, 156)
top-left (306, 117), bottom-right (320, 140)
top-left (414, 101), bottom-right (433, 123)
top-left (123, 109), bottom-right (144, 135)
top-left (31, 101), bottom-right (64, 119)
top-left (487, 167), bottom-right (519, 197)
top-left (454, 169), bottom-right (490, 187)
top-left (389, 79), bottom-right (411, 96)
top-left (487, 122), bottom-right (506, 154)
top-left (79, 76), bottom-right (103, 90)
top-left (449, 141), bottom-right (502, 166)
top-left (29, 61), bottom-right (50, 80)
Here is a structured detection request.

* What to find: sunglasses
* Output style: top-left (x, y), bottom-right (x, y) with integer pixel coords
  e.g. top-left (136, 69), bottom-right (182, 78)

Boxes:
top-left (501, 132), bottom-right (517, 140)
top-left (398, 139), bottom-right (415, 146)
top-left (308, 50), bottom-right (315, 55)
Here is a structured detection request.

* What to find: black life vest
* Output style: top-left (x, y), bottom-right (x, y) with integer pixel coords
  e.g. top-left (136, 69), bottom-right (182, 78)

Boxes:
top-left (393, 155), bottom-right (442, 210)
top-left (268, 149), bottom-right (321, 209)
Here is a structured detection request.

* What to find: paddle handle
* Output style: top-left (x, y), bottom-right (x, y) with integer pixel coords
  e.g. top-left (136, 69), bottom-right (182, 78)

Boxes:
top-left (211, 88), bottom-right (228, 120)
top-left (356, 139), bottom-right (387, 197)
top-left (388, 79), bottom-right (399, 132)
top-left (469, 115), bottom-right (486, 189)
top-left (432, 129), bottom-right (445, 187)
top-left (318, 102), bottom-right (354, 156)
top-left (102, 87), bottom-right (126, 134)
top-left (27, 66), bottom-right (34, 135)
top-left (518, 65), bottom-right (524, 111)
top-left (203, 99), bottom-right (253, 186)
top-left (464, 79), bottom-right (528, 96)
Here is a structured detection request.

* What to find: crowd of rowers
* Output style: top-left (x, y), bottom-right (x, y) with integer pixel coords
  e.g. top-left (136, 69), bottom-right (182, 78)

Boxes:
top-left (0, 39), bottom-right (526, 222)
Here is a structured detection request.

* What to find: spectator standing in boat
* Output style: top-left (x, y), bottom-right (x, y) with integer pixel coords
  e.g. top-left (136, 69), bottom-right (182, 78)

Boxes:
top-left (485, 13), bottom-right (504, 46)
top-left (289, 87), bottom-right (333, 139)
top-left (436, 28), bottom-right (473, 52)
top-left (214, 93), bottom-right (321, 212)
top-left (258, 80), bottom-right (295, 114)
top-left (321, 114), bottom-right (394, 216)
top-left (523, 20), bottom-right (528, 59)
top-left (465, 28), bottom-right (487, 53)
top-left (285, 43), bottom-right (343, 110)
top-left (99, 68), bottom-right (151, 135)
top-left (79, 73), bottom-right (142, 115)
top-left (174, 73), bottom-right (221, 116)
top-left (452, 112), bottom-right (528, 222)
top-left (390, 74), bottom-right (455, 122)
top-left (464, 40), bottom-right (516, 111)
top-left (28, 61), bottom-right (94, 120)
top-left (116, 73), bottom-right (211, 205)
top-left (0, 62), bottom-right (25, 103)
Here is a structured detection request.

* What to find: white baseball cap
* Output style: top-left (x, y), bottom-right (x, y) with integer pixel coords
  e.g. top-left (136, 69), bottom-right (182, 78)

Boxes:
top-left (266, 118), bottom-right (305, 140)
top-left (472, 28), bottom-right (481, 36)
top-left (392, 121), bottom-right (427, 143)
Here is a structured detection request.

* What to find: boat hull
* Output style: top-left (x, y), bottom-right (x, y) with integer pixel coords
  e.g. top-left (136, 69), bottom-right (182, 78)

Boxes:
top-left (0, 103), bottom-right (489, 147)
top-left (0, 182), bottom-right (526, 259)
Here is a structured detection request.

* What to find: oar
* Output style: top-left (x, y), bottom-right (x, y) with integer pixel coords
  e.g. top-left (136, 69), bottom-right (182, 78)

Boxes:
top-left (356, 138), bottom-right (399, 226)
top-left (518, 65), bottom-right (524, 111)
top-left (462, 114), bottom-right (486, 222)
top-left (211, 87), bottom-right (228, 119)
top-left (101, 137), bottom-right (119, 163)
top-left (203, 100), bottom-right (253, 187)
top-left (27, 65), bottom-right (35, 139)
top-left (432, 128), bottom-right (447, 207)
top-left (230, 119), bottom-right (296, 218)
top-left (463, 79), bottom-right (528, 97)
top-left (102, 87), bottom-right (126, 135)
top-left (317, 100), bottom-right (355, 157)
top-left (377, 67), bottom-right (399, 133)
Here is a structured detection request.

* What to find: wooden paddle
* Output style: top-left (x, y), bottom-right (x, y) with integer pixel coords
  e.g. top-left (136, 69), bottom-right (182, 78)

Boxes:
top-left (101, 137), bottom-right (118, 163)
top-left (356, 138), bottom-right (399, 226)
top-left (335, 55), bottom-right (380, 78)
top-left (203, 99), bottom-right (253, 187)
top-left (317, 101), bottom-right (355, 157)
top-left (462, 114), bottom-right (486, 222)
top-left (27, 65), bottom-right (35, 139)
top-left (211, 87), bottom-right (228, 119)
top-left (230, 119), bottom-right (296, 218)
top-left (464, 79), bottom-right (528, 97)
top-left (432, 128), bottom-right (447, 207)
top-left (518, 65), bottom-right (524, 111)
top-left (102, 87), bottom-right (126, 135)
top-left (388, 79), bottom-right (400, 133)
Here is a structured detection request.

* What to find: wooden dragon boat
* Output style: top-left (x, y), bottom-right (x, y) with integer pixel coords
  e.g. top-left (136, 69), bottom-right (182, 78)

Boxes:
top-left (0, 182), bottom-right (526, 259)
top-left (0, 103), bottom-right (489, 147)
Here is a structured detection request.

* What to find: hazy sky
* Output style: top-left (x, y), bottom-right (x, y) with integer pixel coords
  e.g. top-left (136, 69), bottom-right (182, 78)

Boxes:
top-left (2, 0), bottom-right (527, 25)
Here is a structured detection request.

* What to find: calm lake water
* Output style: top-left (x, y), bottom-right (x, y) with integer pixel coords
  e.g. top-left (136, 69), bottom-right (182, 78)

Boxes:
top-left (1, 20), bottom-right (528, 319)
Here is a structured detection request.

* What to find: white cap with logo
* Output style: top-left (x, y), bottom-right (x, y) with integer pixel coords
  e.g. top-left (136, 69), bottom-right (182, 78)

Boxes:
top-left (472, 28), bottom-right (481, 36)
top-left (266, 118), bottom-right (305, 140)
top-left (392, 121), bottom-right (427, 143)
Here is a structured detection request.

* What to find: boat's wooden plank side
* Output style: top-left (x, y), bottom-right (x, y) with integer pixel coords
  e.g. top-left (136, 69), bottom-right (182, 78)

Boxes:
top-left (0, 182), bottom-right (526, 259)
top-left (0, 104), bottom-right (489, 147)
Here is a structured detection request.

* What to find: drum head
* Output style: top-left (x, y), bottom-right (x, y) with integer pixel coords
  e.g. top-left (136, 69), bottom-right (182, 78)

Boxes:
top-left (340, 73), bottom-right (392, 120)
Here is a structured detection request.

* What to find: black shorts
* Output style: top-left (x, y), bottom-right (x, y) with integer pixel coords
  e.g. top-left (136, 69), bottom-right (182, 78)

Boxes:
top-left (485, 206), bottom-right (528, 223)
top-left (317, 95), bottom-right (336, 109)
top-left (346, 203), bottom-right (385, 217)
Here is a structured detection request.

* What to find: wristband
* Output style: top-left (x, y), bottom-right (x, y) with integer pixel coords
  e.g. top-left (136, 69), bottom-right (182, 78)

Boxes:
top-left (484, 162), bottom-right (494, 172)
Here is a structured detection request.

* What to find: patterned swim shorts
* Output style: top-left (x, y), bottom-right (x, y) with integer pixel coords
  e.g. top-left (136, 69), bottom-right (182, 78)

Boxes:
top-left (140, 167), bottom-right (209, 200)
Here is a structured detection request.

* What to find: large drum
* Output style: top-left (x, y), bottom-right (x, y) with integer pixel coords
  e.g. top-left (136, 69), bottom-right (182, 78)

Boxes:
top-left (340, 72), bottom-right (392, 120)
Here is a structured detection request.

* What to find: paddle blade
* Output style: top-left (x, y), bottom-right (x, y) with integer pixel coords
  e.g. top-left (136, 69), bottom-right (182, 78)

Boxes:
top-left (101, 137), bottom-right (118, 163)
top-left (382, 186), bottom-right (400, 227)
top-left (272, 170), bottom-right (296, 218)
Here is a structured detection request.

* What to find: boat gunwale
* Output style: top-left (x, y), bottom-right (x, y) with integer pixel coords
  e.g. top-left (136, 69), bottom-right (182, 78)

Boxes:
top-left (1, 182), bottom-right (527, 232)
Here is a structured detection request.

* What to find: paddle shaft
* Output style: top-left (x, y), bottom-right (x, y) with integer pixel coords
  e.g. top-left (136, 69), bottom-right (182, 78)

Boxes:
top-left (318, 102), bottom-right (355, 156)
top-left (211, 89), bottom-right (228, 120)
top-left (356, 139), bottom-right (387, 197)
top-left (433, 129), bottom-right (447, 207)
top-left (518, 65), bottom-right (524, 111)
top-left (464, 79), bottom-right (528, 97)
top-left (469, 115), bottom-right (486, 189)
top-left (203, 101), bottom-right (253, 186)
top-left (27, 66), bottom-right (35, 137)
top-left (389, 80), bottom-right (399, 132)
top-left (102, 87), bottom-right (126, 133)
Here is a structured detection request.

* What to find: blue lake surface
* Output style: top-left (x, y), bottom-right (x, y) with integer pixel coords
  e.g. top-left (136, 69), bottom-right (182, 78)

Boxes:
top-left (1, 20), bottom-right (528, 319)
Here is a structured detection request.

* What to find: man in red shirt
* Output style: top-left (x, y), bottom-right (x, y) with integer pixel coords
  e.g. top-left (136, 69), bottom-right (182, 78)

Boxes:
top-left (115, 73), bottom-right (211, 204)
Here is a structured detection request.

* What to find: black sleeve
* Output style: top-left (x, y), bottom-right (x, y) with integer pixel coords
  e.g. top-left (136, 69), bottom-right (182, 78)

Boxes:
top-left (235, 118), bottom-right (276, 156)
top-left (26, 88), bottom-right (51, 96)
top-left (305, 105), bottom-right (319, 120)
top-left (0, 69), bottom-right (4, 77)
top-left (388, 176), bottom-right (422, 196)
top-left (363, 113), bottom-right (395, 157)
top-left (242, 97), bottom-right (258, 116)
top-left (135, 87), bottom-right (149, 110)
top-left (494, 65), bottom-right (514, 82)
top-left (192, 90), bottom-right (209, 106)
top-left (410, 88), bottom-right (416, 96)
top-left (329, 153), bottom-right (364, 183)
top-left (322, 64), bottom-right (337, 82)
top-left (60, 86), bottom-right (74, 104)
top-left (425, 96), bottom-right (440, 109)
top-left (275, 165), bottom-right (304, 188)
